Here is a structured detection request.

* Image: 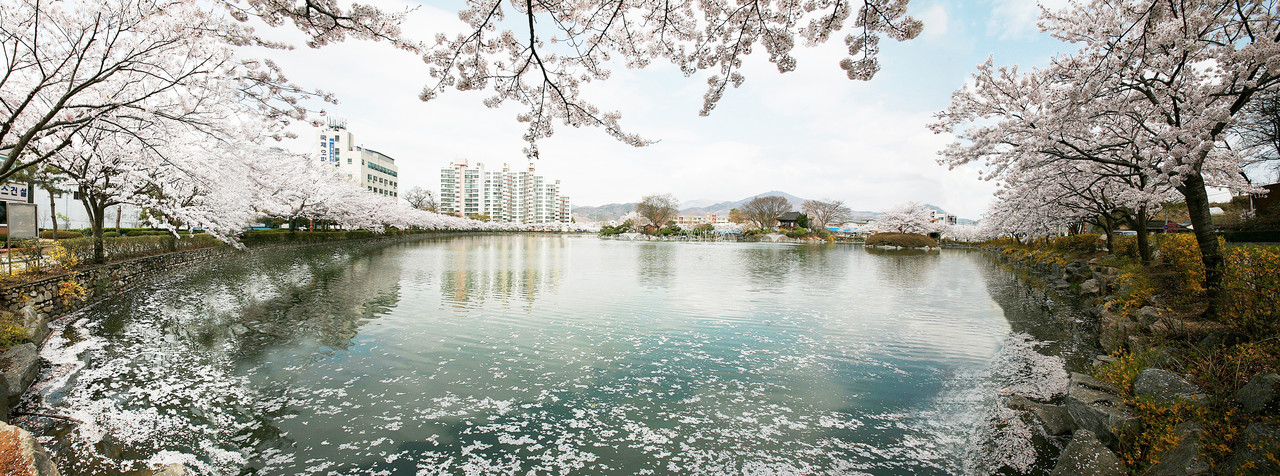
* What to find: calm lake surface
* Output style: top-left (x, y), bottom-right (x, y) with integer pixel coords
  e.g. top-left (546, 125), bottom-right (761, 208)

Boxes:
top-left (18, 235), bottom-right (1092, 475)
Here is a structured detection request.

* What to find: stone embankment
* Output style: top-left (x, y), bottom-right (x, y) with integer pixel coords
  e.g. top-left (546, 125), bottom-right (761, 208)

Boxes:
top-left (992, 251), bottom-right (1280, 475)
top-left (0, 232), bottom-right (449, 475)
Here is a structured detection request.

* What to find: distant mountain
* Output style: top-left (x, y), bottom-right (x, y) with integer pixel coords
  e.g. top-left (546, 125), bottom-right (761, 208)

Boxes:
top-left (572, 202), bottom-right (636, 222)
top-left (679, 191), bottom-right (810, 217)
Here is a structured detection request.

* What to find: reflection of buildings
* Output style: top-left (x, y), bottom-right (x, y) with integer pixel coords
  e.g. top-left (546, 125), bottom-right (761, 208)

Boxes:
top-left (439, 236), bottom-right (565, 309)
top-left (439, 159), bottom-right (570, 223)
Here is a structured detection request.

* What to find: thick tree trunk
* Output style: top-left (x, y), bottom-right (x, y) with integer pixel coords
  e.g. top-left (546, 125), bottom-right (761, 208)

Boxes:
top-left (1178, 172), bottom-right (1223, 310)
top-left (82, 198), bottom-right (107, 264)
top-left (1098, 215), bottom-right (1116, 252)
top-left (115, 206), bottom-right (121, 234)
top-left (1134, 208), bottom-right (1152, 265)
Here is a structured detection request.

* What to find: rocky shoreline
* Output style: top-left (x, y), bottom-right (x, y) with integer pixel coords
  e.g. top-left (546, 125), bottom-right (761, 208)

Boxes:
top-left (991, 251), bottom-right (1280, 475)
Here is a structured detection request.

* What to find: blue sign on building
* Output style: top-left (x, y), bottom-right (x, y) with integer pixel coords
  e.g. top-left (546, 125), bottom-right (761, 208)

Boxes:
top-left (0, 183), bottom-right (29, 202)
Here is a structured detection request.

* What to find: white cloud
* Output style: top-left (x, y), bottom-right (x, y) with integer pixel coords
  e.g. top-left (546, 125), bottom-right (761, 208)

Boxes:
top-left (985, 0), bottom-right (1071, 39)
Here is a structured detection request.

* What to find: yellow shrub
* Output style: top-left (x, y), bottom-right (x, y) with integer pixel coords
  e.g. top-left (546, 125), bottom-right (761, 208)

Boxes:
top-left (1049, 234), bottom-right (1105, 254)
top-left (58, 280), bottom-right (88, 302)
top-left (47, 241), bottom-right (78, 271)
top-left (0, 312), bottom-right (28, 349)
top-left (1219, 246), bottom-right (1280, 336)
top-left (1154, 234), bottom-right (1209, 295)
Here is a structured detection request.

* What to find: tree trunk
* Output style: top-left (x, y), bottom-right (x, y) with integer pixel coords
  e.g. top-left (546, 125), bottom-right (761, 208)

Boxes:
top-left (115, 206), bottom-right (121, 234)
top-left (48, 192), bottom-right (58, 236)
top-left (1134, 208), bottom-right (1152, 265)
top-left (83, 199), bottom-right (107, 264)
top-left (1178, 171), bottom-right (1223, 311)
top-left (1098, 215), bottom-right (1116, 252)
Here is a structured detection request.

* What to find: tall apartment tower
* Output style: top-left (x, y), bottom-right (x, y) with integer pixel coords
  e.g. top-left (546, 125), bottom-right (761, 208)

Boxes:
top-left (439, 159), bottom-right (571, 223)
top-left (316, 120), bottom-right (401, 198)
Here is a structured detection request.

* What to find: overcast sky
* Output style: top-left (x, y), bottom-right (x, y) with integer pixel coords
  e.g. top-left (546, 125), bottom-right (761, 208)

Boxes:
top-left (260, 0), bottom-right (1089, 218)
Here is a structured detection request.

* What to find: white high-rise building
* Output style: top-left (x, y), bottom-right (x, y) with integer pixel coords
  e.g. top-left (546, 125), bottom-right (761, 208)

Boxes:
top-left (440, 159), bottom-right (570, 224)
top-left (316, 120), bottom-right (400, 198)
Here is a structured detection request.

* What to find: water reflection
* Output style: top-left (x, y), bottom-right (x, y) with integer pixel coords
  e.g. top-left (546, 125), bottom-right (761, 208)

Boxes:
top-left (22, 237), bottom-right (1075, 476)
top-left (439, 235), bottom-right (565, 310)
top-left (18, 244), bottom-right (404, 475)
top-left (865, 247), bottom-right (942, 290)
top-left (636, 243), bottom-right (675, 288)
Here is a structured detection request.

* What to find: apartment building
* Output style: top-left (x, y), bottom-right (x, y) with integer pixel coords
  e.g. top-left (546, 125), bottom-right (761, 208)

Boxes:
top-left (316, 121), bottom-right (400, 198)
top-left (440, 159), bottom-right (571, 224)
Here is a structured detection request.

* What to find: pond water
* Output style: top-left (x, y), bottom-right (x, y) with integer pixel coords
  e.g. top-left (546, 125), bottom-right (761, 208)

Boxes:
top-left (17, 235), bottom-right (1094, 475)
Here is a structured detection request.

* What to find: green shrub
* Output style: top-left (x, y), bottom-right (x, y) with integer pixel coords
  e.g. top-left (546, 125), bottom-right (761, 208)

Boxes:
top-left (785, 227), bottom-right (809, 238)
top-left (101, 231), bottom-right (121, 238)
top-left (39, 230), bottom-right (86, 239)
top-left (865, 233), bottom-right (938, 248)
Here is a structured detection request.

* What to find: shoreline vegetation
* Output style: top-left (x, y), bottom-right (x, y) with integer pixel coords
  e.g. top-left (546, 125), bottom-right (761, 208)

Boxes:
top-left (980, 233), bottom-right (1279, 474)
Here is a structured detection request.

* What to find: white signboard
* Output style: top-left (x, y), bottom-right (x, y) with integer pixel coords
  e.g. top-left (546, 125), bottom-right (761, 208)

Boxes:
top-left (3, 202), bottom-right (37, 239)
top-left (0, 183), bottom-right (30, 202)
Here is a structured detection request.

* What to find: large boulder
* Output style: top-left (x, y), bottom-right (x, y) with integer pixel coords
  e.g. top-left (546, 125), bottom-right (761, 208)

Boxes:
top-left (0, 421), bottom-right (59, 475)
top-left (1133, 369), bottom-right (1207, 407)
top-left (1143, 422), bottom-right (1210, 476)
top-left (1136, 306), bottom-right (1162, 326)
top-left (19, 306), bottom-right (50, 345)
top-left (1226, 422), bottom-right (1279, 475)
top-left (1235, 373), bottom-right (1280, 415)
top-left (1098, 310), bottom-right (1139, 354)
top-left (1066, 373), bottom-right (1136, 447)
top-left (1, 343), bottom-right (39, 407)
top-left (1050, 429), bottom-right (1125, 476)
top-left (1008, 395), bottom-right (1077, 436)
top-left (1080, 278), bottom-right (1102, 296)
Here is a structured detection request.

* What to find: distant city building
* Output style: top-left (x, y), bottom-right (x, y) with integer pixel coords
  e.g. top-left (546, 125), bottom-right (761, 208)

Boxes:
top-left (316, 120), bottom-right (400, 198)
top-left (439, 159), bottom-right (570, 224)
top-left (930, 209), bottom-right (958, 226)
top-left (676, 213), bottom-right (727, 226)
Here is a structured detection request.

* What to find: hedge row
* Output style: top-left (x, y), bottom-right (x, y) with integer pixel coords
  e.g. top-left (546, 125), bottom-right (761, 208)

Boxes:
top-left (866, 233), bottom-right (938, 248)
top-left (1222, 229), bottom-right (1280, 243)
top-left (238, 229), bottom-right (383, 246)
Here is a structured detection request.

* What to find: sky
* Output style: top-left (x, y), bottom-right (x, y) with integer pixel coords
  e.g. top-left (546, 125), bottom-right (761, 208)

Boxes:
top-left (257, 0), bottom-right (1097, 219)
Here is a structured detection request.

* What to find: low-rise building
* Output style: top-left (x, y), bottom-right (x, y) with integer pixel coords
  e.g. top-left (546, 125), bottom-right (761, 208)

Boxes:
top-left (316, 120), bottom-right (400, 198)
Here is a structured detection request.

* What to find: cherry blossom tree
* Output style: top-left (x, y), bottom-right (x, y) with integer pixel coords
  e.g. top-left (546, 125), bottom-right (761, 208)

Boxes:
top-left (0, 0), bottom-right (337, 184)
top-left (423, 0), bottom-right (924, 156)
top-left (934, 0), bottom-right (1280, 299)
top-left (873, 201), bottom-right (935, 234)
top-left (1237, 87), bottom-right (1280, 180)
top-left (403, 186), bottom-right (438, 211)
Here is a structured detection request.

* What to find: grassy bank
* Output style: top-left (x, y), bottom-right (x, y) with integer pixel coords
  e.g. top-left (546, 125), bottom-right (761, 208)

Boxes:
top-left (985, 234), bottom-right (1280, 473)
